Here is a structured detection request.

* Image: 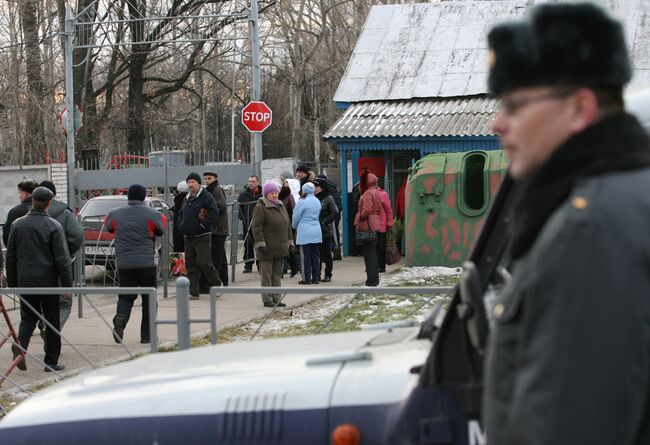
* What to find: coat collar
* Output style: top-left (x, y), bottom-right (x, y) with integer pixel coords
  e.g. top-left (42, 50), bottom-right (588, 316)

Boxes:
top-left (510, 112), bottom-right (650, 260)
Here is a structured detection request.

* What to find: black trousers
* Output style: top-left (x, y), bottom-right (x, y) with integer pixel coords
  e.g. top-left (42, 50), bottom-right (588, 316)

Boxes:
top-left (377, 231), bottom-right (387, 273)
top-left (362, 239), bottom-right (379, 286)
top-left (117, 267), bottom-right (157, 341)
top-left (300, 243), bottom-right (321, 282)
top-left (185, 235), bottom-right (222, 296)
top-left (211, 235), bottom-right (229, 286)
top-left (243, 229), bottom-right (257, 271)
top-left (320, 236), bottom-right (333, 278)
top-left (18, 294), bottom-right (60, 366)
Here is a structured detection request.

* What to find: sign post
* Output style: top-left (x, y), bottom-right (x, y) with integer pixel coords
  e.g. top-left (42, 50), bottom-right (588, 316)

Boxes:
top-left (241, 101), bottom-right (272, 133)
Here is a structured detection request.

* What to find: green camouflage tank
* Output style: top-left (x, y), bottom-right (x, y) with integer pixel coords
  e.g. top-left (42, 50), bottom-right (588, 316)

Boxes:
top-left (405, 150), bottom-right (508, 267)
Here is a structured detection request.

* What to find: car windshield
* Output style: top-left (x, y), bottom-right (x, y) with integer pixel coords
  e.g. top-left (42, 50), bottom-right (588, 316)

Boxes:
top-left (80, 199), bottom-right (127, 218)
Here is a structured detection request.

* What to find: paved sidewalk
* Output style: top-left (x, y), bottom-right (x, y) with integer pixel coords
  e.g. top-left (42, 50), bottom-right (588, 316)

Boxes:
top-left (1, 256), bottom-right (400, 393)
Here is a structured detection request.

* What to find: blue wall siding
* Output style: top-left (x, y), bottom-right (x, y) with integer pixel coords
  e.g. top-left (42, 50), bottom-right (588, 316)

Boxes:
top-left (335, 135), bottom-right (501, 256)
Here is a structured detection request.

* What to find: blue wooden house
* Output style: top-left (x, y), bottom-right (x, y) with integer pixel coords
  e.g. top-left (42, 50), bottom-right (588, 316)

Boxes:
top-left (324, 1), bottom-right (650, 255)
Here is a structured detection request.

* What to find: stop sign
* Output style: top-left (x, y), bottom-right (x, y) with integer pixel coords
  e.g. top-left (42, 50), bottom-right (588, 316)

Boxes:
top-left (241, 101), bottom-right (272, 133)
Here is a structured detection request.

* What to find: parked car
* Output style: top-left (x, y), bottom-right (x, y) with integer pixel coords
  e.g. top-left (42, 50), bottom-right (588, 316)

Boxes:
top-left (80, 195), bottom-right (170, 270)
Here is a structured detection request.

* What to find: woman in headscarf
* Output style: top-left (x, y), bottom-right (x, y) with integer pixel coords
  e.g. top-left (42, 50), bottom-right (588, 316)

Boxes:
top-left (354, 172), bottom-right (382, 286)
top-left (292, 182), bottom-right (322, 284)
top-left (251, 181), bottom-right (294, 307)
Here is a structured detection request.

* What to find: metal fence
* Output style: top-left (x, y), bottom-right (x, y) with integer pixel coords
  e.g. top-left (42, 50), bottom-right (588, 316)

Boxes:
top-left (1, 287), bottom-right (156, 390)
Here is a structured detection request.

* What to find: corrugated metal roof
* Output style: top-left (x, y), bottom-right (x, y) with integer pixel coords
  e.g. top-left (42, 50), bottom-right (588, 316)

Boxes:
top-left (324, 96), bottom-right (498, 139)
top-left (333, 0), bottom-right (650, 102)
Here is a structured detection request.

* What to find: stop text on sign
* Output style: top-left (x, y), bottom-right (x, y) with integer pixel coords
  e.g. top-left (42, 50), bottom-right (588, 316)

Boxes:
top-left (241, 101), bottom-right (272, 133)
top-left (243, 112), bottom-right (271, 122)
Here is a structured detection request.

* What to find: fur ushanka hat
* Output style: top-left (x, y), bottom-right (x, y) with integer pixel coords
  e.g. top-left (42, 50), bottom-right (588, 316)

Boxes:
top-left (487, 3), bottom-right (631, 95)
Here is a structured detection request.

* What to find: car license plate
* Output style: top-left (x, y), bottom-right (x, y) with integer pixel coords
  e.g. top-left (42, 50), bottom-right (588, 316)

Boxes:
top-left (84, 245), bottom-right (114, 256)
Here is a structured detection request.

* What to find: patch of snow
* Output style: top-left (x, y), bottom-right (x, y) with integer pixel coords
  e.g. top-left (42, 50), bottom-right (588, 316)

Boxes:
top-left (231, 267), bottom-right (459, 340)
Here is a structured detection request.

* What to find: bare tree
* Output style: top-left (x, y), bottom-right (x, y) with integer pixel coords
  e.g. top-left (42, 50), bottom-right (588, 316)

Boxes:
top-left (19, 0), bottom-right (46, 163)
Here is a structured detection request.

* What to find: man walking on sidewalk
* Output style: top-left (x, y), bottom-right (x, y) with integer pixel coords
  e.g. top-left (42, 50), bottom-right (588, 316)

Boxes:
top-left (105, 184), bottom-right (166, 344)
top-left (179, 172), bottom-right (222, 299)
top-left (7, 187), bottom-right (72, 372)
top-left (39, 180), bottom-right (83, 331)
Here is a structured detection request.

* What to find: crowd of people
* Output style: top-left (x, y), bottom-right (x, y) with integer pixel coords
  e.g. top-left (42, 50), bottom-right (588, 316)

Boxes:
top-left (3, 163), bottom-right (397, 369)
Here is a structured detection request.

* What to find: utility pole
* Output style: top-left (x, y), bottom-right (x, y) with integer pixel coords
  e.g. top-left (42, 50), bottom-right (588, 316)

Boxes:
top-left (64, 4), bottom-right (76, 210)
top-left (249, 0), bottom-right (262, 177)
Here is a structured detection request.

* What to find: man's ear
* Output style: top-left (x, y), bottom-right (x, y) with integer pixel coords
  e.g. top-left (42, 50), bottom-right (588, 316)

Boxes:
top-left (568, 88), bottom-right (600, 133)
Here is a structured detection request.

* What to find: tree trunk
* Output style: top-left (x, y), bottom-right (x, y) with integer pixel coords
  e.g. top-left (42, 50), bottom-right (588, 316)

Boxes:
top-left (193, 68), bottom-right (206, 162)
top-left (127, 54), bottom-right (147, 152)
top-left (289, 79), bottom-right (303, 159)
top-left (9, 5), bottom-right (23, 164)
top-left (20, 0), bottom-right (46, 164)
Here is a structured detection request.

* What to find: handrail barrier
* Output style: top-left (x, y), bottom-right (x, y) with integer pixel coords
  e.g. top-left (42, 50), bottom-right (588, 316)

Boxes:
top-left (0, 287), bottom-right (156, 390)
top-left (152, 277), bottom-right (218, 351)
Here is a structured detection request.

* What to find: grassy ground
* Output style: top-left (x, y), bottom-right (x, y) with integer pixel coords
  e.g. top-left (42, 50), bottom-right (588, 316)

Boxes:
top-left (192, 271), bottom-right (460, 345)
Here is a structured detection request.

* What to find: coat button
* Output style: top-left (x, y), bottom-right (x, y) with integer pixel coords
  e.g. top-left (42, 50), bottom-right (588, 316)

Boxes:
top-left (493, 303), bottom-right (505, 318)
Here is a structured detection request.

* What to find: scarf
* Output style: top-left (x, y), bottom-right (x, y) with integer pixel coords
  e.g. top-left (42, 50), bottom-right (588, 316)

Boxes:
top-left (509, 112), bottom-right (650, 260)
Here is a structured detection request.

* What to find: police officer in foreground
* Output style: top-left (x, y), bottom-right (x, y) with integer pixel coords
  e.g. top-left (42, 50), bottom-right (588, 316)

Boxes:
top-left (483, 3), bottom-right (650, 444)
top-left (7, 187), bottom-right (72, 372)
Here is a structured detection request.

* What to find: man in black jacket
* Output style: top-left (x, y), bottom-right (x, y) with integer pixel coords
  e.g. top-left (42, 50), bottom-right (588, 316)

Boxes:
top-left (7, 187), bottom-right (73, 372)
top-left (39, 180), bottom-right (83, 331)
top-left (237, 175), bottom-right (262, 273)
top-left (316, 173), bottom-right (342, 260)
top-left (314, 178), bottom-right (338, 282)
top-left (2, 178), bottom-right (39, 248)
top-left (483, 4), bottom-right (650, 444)
top-left (178, 172), bottom-right (222, 299)
top-left (203, 171), bottom-right (229, 286)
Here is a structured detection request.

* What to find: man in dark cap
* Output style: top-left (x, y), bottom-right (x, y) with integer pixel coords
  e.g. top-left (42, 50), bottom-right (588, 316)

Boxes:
top-left (237, 175), bottom-right (262, 273)
top-left (7, 186), bottom-right (73, 372)
top-left (105, 184), bottom-right (166, 343)
top-left (295, 165), bottom-right (315, 189)
top-left (39, 180), bottom-right (83, 331)
top-left (313, 178), bottom-right (338, 282)
top-left (202, 171), bottom-right (229, 287)
top-left (178, 172), bottom-right (222, 299)
top-left (3, 178), bottom-right (39, 248)
top-left (483, 3), bottom-right (650, 444)
top-left (316, 173), bottom-right (342, 260)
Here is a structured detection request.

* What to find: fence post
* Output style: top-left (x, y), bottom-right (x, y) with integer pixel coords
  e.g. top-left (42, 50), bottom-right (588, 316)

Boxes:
top-left (161, 206), bottom-right (170, 299)
top-left (176, 277), bottom-right (191, 350)
top-left (230, 201), bottom-right (239, 283)
top-left (148, 289), bottom-right (158, 353)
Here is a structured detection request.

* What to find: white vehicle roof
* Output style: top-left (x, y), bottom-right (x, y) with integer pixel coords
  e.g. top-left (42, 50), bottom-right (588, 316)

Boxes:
top-left (1, 328), bottom-right (429, 430)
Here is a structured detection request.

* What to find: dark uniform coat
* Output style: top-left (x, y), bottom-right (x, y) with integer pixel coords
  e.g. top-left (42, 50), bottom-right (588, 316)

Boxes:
top-left (3, 198), bottom-right (32, 247)
top-left (6, 209), bottom-right (73, 287)
top-left (484, 113), bottom-right (650, 445)
top-left (206, 181), bottom-right (228, 237)
top-left (251, 198), bottom-right (293, 261)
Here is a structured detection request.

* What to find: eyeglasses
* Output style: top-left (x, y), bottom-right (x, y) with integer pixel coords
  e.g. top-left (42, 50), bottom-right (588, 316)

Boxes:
top-left (499, 89), bottom-right (575, 115)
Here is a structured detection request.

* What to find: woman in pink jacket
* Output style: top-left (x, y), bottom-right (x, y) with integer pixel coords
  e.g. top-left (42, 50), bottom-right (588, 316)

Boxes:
top-left (353, 172), bottom-right (382, 286)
